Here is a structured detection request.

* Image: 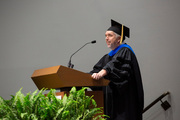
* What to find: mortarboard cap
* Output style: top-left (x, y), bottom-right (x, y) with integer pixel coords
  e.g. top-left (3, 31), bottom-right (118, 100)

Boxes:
top-left (107, 19), bottom-right (130, 41)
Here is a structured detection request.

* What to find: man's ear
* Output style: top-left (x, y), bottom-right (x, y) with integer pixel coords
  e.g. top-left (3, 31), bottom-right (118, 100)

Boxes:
top-left (117, 36), bottom-right (121, 43)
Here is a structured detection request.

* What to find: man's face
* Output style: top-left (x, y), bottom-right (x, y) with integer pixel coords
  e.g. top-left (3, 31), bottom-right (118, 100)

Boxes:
top-left (105, 31), bottom-right (120, 50)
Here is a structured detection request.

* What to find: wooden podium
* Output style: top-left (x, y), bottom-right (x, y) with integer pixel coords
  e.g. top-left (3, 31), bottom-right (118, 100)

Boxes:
top-left (31, 65), bottom-right (109, 90)
top-left (31, 65), bottom-right (110, 109)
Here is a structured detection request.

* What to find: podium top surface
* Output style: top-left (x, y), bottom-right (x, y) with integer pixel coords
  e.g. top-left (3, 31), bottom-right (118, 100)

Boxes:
top-left (31, 65), bottom-right (110, 90)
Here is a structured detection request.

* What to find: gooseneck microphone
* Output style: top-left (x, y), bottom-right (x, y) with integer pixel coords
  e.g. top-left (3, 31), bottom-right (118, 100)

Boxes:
top-left (68, 40), bottom-right (96, 68)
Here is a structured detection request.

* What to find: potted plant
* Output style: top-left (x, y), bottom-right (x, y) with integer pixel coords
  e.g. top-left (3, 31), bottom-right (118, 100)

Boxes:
top-left (0, 87), bottom-right (108, 120)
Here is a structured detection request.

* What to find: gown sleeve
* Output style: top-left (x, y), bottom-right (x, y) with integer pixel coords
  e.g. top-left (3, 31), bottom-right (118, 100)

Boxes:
top-left (89, 54), bottom-right (110, 74)
top-left (103, 47), bottom-right (133, 94)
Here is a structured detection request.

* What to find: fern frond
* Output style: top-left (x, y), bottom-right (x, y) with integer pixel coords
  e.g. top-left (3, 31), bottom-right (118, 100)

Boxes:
top-left (53, 107), bottom-right (64, 120)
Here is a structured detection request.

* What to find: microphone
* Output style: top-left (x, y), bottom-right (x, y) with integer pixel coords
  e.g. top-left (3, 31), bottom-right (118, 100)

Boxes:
top-left (68, 40), bottom-right (96, 68)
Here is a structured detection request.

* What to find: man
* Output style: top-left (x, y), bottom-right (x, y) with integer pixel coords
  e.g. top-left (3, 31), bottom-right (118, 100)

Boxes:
top-left (90, 19), bottom-right (144, 120)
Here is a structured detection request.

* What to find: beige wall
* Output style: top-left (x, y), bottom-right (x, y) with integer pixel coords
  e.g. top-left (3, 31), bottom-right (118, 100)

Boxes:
top-left (0, 0), bottom-right (180, 119)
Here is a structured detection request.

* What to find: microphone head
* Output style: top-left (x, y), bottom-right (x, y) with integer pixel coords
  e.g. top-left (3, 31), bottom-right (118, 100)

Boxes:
top-left (91, 40), bottom-right (96, 44)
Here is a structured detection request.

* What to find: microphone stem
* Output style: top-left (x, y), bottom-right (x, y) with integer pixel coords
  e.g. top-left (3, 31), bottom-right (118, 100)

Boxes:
top-left (69, 42), bottom-right (91, 61)
top-left (68, 42), bottom-right (91, 68)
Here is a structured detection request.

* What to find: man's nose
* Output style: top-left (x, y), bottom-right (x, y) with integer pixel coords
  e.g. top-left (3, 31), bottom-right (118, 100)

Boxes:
top-left (105, 36), bottom-right (109, 40)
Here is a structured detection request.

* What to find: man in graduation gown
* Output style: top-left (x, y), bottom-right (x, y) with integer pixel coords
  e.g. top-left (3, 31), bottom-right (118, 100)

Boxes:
top-left (90, 19), bottom-right (144, 120)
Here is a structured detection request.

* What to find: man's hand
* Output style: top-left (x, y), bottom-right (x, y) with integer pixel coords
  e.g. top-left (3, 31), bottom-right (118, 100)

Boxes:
top-left (91, 69), bottom-right (107, 80)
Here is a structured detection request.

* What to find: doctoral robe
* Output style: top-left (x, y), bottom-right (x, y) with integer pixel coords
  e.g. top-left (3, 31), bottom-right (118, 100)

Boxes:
top-left (90, 44), bottom-right (144, 120)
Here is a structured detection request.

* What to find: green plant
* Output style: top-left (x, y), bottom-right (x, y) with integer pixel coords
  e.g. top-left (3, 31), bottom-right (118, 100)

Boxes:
top-left (0, 87), bottom-right (108, 120)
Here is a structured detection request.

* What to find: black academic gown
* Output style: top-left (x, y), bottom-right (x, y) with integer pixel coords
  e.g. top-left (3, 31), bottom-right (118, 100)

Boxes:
top-left (90, 45), bottom-right (144, 120)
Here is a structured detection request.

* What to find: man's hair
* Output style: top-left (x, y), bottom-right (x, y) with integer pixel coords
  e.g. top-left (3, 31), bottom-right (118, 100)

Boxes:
top-left (113, 32), bottom-right (126, 42)
top-left (114, 32), bottom-right (120, 39)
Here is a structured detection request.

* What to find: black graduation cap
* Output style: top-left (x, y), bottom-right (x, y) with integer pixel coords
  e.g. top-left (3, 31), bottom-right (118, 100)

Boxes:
top-left (107, 19), bottom-right (130, 40)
